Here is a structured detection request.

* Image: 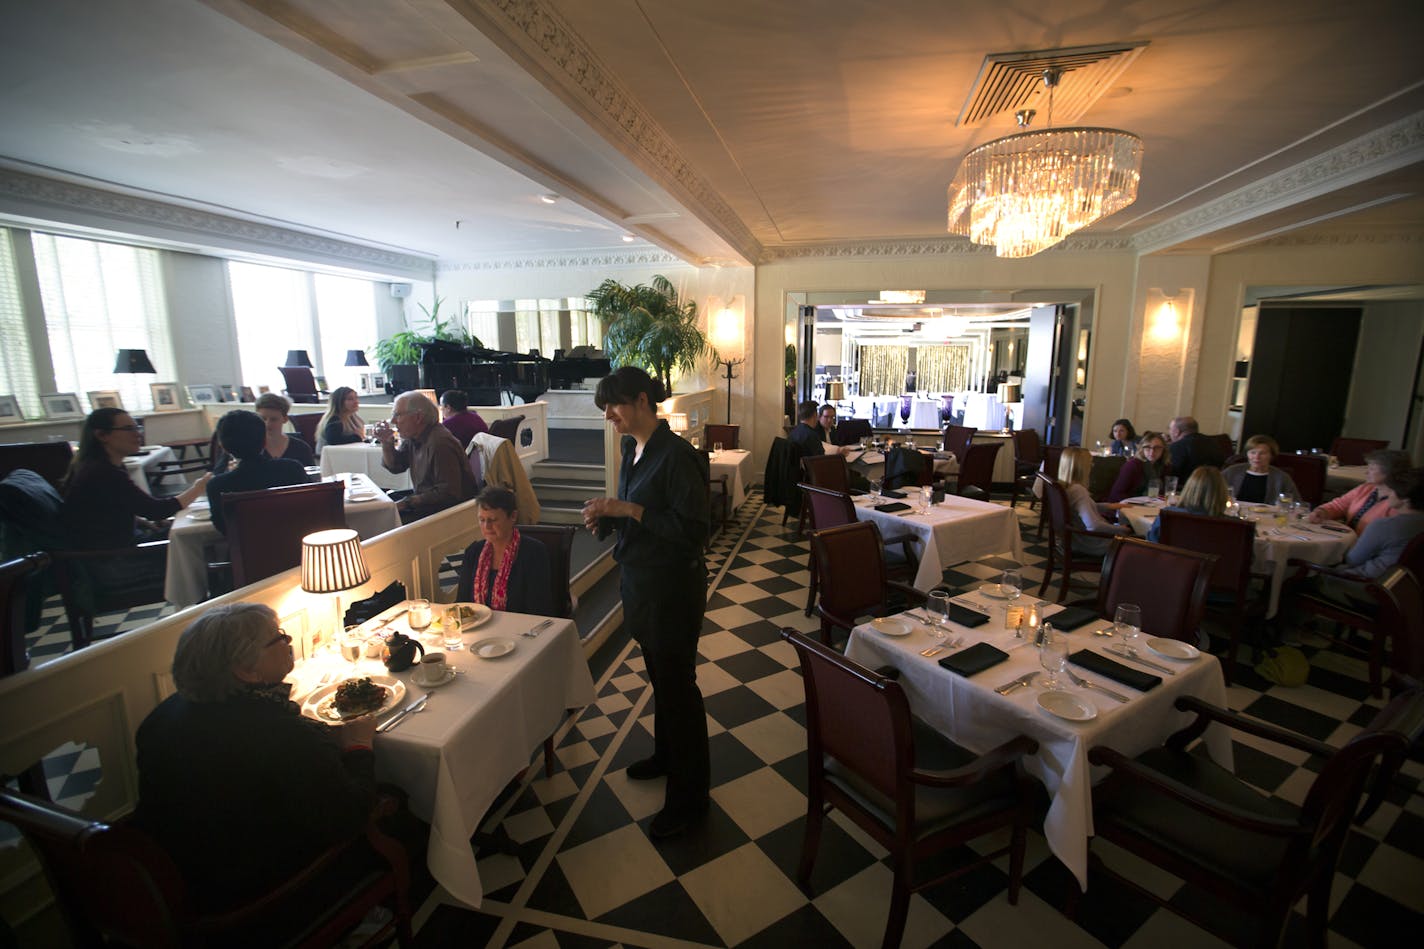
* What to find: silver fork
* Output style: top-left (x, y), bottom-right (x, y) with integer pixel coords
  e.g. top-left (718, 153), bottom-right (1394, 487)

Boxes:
top-left (523, 619), bottom-right (555, 639)
top-left (1062, 666), bottom-right (1130, 702)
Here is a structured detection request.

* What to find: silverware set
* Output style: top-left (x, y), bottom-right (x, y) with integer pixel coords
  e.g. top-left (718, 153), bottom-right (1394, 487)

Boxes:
top-left (1106, 644), bottom-right (1177, 675)
top-left (994, 671), bottom-right (1039, 695)
top-left (377, 694), bottom-right (429, 733)
top-left (522, 619), bottom-right (554, 639)
top-left (1062, 666), bottom-right (1129, 702)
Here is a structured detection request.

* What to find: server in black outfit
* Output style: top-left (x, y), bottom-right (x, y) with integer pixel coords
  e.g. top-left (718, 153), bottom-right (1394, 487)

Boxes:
top-left (582, 367), bottom-right (710, 839)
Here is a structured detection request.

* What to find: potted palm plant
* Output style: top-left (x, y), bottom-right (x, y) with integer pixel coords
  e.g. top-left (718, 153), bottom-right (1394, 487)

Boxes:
top-left (588, 275), bottom-right (712, 396)
top-left (371, 297), bottom-right (481, 375)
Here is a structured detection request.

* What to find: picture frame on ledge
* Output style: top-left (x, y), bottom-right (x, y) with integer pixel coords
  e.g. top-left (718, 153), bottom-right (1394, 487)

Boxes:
top-left (239, 385), bottom-right (255, 403)
top-left (87, 390), bottom-right (123, 411)
top-left (40, 392), bottom-right (84, 420)
top-left (185, 384), bottom-right (220, 405)
top-left (220, 384), bottom-right (237, 402)
top-left (0, 395), bottom-right (24, 425)
top-left (150, 382), bottom-right (181, 412)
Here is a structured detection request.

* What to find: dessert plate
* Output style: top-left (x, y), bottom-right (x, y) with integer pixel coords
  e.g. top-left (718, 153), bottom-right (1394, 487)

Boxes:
top-left (471, 636), bottom-right (516, 659)
top-left (870, 617), bottom-right (911, 637)
top-left (1037, 690), bottom-right (1097, 722)
top-left (1145, 637), bottom-right (1200, 661)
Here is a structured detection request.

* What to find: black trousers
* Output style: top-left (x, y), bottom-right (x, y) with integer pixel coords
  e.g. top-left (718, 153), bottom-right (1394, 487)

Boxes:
top-left (622, 561), bottom-right (710, 812)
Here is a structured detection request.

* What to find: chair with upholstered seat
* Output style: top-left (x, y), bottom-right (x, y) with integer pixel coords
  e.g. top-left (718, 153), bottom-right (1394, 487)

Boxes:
top-left (222, 480), bottom-right (346, 587)
top-left (290, 413), bottom-right (323, 454)
top-left (1009, 429), bottom-right (1042, 507)
top-left (1, 552), bottom-right (48, 676)
top-left (516, 523), bottom-right (579, 777)
top-left (0, 441), bottom-right (74, 488)
top-left (1330, 437), bottom-right (1389, 466)
top-left (278, 366), bottom-right (322, 404)
top-left (0, 784), bottom-right (413, 949)
top-left (832, 418), bottom-right (872, 446)
top-left (1155, 509), bottom-right (1262, 681)
top-left (782, 627), bottom-right (1039, 949)
top-left (800, 483), bottom-right (918, 617)
top-left (1094, 536), bottom-right (1217, 644)
top-left (882, 446), bottom-right (931, 492)
top-left (941, 425), bottom-right (976, 464)
top-left (704, 423), bottom-right (739, 450)
top-left (807, 520), bottom-right (925, 647)
top-left (488, 415), bottom-right (524, 443)
top-left (1086, 690), bottom-right (1423, 949)
top-left (1272, 452), bottom-right (1327, 507)
top-left (1037, 474), bottom-right (1122, 603)
top-left (798, 453), bottom-right (852, 534)
top-left (954, 442), bottom-right (1001, 500)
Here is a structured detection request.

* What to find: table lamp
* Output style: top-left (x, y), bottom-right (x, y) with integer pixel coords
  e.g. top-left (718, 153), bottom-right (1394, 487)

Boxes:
top-left (285, 350), bottom-right (314, 368)
top-left (114, 348), bottom-right (157, 374)
top-left (668, 412), bottom-right (689, 437)
top-left (344, 349), bottom-right (369, 367)
top-left (301, 528), bottom-right (371, 641)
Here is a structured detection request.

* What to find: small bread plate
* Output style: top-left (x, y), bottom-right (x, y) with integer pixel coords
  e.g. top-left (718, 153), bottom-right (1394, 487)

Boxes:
top-left (453, 603), bottom-right (493, 630)
top-left (188, 510), bottom-right (212, 522)
top-left (1250, 505), bottom-right (1275, 514)
top-left (347, 489), bottom-right (379, 501)
top-left (302, 674), bottom-right (406, 724)
top-left (870, 617), bottom-right (912, 637)
top-left (978, 583), bottom-right (1012, 599)
top-left (1037, 690), bottom-right (1097, 722)
top-left (1123, 496), bottom-right (1165, 506)
top-left (412, 667), bottom-right (458, 689)
top-left (471, 636), bottom-right (517, 659)
top-left (1145, 637), bottom-right (1201, 661)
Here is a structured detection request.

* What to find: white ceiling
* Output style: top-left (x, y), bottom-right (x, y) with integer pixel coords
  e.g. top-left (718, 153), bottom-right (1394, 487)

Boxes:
top-left (1, 0), bottom-right (1421, 268)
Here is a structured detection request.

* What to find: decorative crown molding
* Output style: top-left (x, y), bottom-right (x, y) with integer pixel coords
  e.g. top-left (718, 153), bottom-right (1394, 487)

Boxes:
top-left (0, 166), bottom-right (434, 278)
top-left (1249, 231), bottom-right (1424, 248)
top-left (1133, 110), bottom-right (1424, 254)
top-left (761, 234), bottom-right (1136, 261)
top-left (439, 248), bottom-right (686, 272)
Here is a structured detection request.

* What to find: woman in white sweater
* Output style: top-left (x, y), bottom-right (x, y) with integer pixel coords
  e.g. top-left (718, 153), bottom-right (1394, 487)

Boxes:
top-left (1058, 447), bottom-right (1132, 556)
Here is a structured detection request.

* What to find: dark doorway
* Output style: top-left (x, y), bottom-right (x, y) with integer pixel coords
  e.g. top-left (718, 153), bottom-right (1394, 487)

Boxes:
top-left (1241, 307), bottom-right (1362, 451)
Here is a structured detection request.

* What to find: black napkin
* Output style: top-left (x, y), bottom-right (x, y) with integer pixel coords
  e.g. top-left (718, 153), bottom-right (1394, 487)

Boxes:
top-left (1047, 605), bottom-right (1099, 632)
top-left (1069, 649), bottom-right (1162, 691)
top-left (946, 603), bottom-right (990, 628)
top-left (938, 642), bottom-right (1010, 677)
top-left (884, 488), bottom-right (907, 498)
top-left (874, 501), bottom-right (911, 513)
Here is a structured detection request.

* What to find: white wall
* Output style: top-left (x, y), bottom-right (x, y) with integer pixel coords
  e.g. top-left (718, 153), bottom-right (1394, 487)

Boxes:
top-left (1343, 301), bottom-right (1424, 448)
top-left (161, 251), bottom-right (242, 391)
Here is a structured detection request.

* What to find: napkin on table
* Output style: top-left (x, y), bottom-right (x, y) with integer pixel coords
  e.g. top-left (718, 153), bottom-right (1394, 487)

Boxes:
top-left (938, 642), bottom-right (1010, 677)
top-left (1069, 650), bottom-right (1162, 691)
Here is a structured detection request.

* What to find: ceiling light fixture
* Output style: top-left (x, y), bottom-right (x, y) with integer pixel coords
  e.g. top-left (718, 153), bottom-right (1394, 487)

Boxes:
top-left (947, 68), bottom-right (1143, 258)
top-left (621, 234), bottom-right (635, 243)
top-left (539, 193), bottom-right (559, 204)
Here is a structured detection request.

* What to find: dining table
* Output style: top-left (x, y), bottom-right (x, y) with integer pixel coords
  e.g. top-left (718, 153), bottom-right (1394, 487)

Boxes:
top-left (707, 448), bottom-right (752, 510)
top-left (852, 491), bottom-right (1024, 589)
top-left (125, 444), bottom-right (178, 493)
top-left (320, 441), bottom-right (414, 492)
top-left (1325, 464), bottom-right (1369, 497)
top-left (844, 445), bottom-right (959, 486)
top-left (164, 473), bottom-right (402, 606)
top-left (286, 602), bottom-right (596, 908)
top-left (845, 591), bottom-right (1231, 890)
top-left (1117, 498), bottom-right (1357, 617)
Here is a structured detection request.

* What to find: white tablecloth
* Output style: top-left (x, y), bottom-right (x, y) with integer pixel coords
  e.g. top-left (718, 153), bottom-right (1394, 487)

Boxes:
top-left (853, 493), bottom-right (1024, 589)
top-left (846, 608), bottom-right (1230, 890)
top-left (164, 474), bottom-right (402, 606)
top-left (320, 442), bottom-right (413, 492)
top-left (846, 447), bottom-right (958, 484)
top-left (709, 449), bottom-right (752, 509)
top-left (1119, 503), bottom-right (1356, 617)
top-left (287, 605), bottom-right (595, 908)
top-left (960, 392), bottom-right (1006, 431)
top-left (897, 399), bottom-right (943, 430)
top-left (124, 445), bottom-right (177, 492)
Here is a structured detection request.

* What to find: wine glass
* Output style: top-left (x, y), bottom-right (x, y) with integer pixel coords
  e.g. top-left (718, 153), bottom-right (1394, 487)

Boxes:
top-left (1040, 631), bottom-right (1068, 690)
top-left (1113, 603), bottom-right (1142, 646)
top-left (926, 590), bottom-right (951, 643)
top-left (712, 441), bottom-right (724, 456)
top-left (338, 627), bottom-right (368, 674)
top-left (1001, 568), bottom-right (1022, 603)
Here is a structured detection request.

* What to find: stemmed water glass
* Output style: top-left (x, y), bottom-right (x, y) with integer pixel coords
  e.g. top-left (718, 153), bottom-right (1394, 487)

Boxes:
top-left (1113, 603), bottom-right (1142, 646)
top-left (1001, 568), bottom-right (1022, 603)
top-left (926, 590), bottom-right (951, 644)
top-left (1039, 625), bottom-right (1068, 689)
top-left (339, 627), bottom-right (369, 675)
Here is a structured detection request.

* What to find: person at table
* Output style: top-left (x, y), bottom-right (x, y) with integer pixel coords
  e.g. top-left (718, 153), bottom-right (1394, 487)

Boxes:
top-left (134, 603), bottom-right (386, 939)
top-left (60, 408), bottom-right (211, 568)
top-left (439, 389), bottom-right (489, 449)
top-left (1108, 418), bottom-right (1138, 456)
top-left (788, 400), bottom-right (826, 456)
top-left (582, 367), bottom-right (710, 840)
top-left (1058, 447), bottom-right (1132, 556)
top-left (1167, 416), bottom-right (1226, 483)
top-left (1222, 434), bottom-right (1301, 505)
top-left (317, 386), bottom-right (365, 450)
top-left (1310, 448), bottom-right (1409, 534)
top-left (1146, 466), bottom-right (1230, 542)
top-left (455, 486), bottom-right (551, 614)
top-left (211, 393), bottom-right (315, 471)
top-left (375, 392), bottom-right (477, 522)
top-left (1104, 431), bottom-right (1171, 504)
top-left (1338, 468), bottom-right (1424, 579)
top-left (206, 410), bottom-right (310, 534)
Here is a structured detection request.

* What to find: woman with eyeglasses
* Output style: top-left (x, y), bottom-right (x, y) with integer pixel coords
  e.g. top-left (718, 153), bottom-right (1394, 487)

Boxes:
top-left (135, 603), bottom-right (386, 938)
top-left (60, 408), bottom-right (210, 561)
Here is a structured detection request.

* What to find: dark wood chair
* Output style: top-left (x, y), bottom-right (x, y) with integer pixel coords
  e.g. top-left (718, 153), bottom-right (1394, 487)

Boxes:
top-left (290, 413), bottom-right (323, 453)
top-left (0, 784), bottom-right (413, 949)
top-left (699, 449), bottom-right (730, 538)
top-left (798, 453), bottom-right (852, 535)
top-left (832, 418), bottom-right (872, 446)
top-left (1330, 437), bottom-right (1389, 466)
top-left (488, 415), bottom-right (524, 443)
top-left (0, 441), bottom-right (74, 488)
top-left (222, 481), bottom-right (346, 587)
top-left (781, 627), bottom-right (1039, 949)
top-left (1210, 432), bottom-right (1234, 459)
top-left (1272, 452), bottom-right (1327, 507)
top-left (278, 366), bottom-right (322, 404)
top-left (882, 446), bottom-right (931, 492)
top-left (807, 520), bottom-right (924, 647)
top-left (1009, 429), bottom-right (1042, 507)
top-left (1353, 568), bottom-right (1424, 824)
top-left (1037, 474), bottom-right (1122, 604)
top-left (147, 453), bottom-right (213, 499)
top-left (704, 423), bottom-right (739, 450)
top-left (1035, 444), bottom-right (1066, 540)
top-left (1095, 536), bottom-right (1217, 644)
top-left (799, 483), bottom-right (918, 617)
top-left (517, 522), bottom-right (579, 778)
top-left (1, 552), bottom-right (48, 676)
top-left (52, 542), bottom-right (169, 650)
top-left (941, 425), bottom-right (976, 464)
top-left (954, 442), bottom-right (1001, 500)
top-left (1087, 690), bottom-right (1424, 949)
top-left (1155, 510), bottom-right (1262, 681)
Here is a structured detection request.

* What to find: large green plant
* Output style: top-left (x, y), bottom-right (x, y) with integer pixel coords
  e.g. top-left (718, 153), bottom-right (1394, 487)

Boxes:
top-left (588, 275), bottom-right (711, 396)
top-left (371, 297), bottom-right (481, 373)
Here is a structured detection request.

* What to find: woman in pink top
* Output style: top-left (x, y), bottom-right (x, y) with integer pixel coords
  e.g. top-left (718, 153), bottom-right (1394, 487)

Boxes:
top-left (1310, 448), bottom-right (1409, 533)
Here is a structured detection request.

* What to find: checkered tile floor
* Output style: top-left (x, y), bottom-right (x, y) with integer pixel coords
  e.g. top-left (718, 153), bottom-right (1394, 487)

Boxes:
top-left (410, 491), bottom-right (1424, 948)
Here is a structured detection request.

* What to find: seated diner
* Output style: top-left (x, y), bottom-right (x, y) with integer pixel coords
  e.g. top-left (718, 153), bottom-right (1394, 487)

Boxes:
top-left (317, 385), bottom-right (366, 450)
top-left (1310, 447), bottom-right (1410, 533)
top-left (376, 392), bottom-right (478, 522)
top-left (211, 392), bottom-right (315, 470)
top-left (1104, 431), bottom-right (1170, 504)
top-left (1146, 466), bottom-right (1230, 542)
top-left (456, 486), bottom-right (551, 614)
top-left (206, 410), bottom-right (310, 534)
top-left (1058, 446), bottom-right (1132, 555)
top-left (1222, 434), bottom-right (1301, 504)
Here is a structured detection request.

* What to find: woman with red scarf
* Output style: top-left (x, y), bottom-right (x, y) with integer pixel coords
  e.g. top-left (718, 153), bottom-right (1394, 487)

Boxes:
top-left (455, 486), bottom-right (552, 615)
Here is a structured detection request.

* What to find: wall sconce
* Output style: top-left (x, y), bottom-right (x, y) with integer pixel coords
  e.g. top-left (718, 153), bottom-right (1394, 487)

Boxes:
top-left (710, 298), bottom-right (745, 425)
top-left (1149, 293), bottom-right (1183, 343)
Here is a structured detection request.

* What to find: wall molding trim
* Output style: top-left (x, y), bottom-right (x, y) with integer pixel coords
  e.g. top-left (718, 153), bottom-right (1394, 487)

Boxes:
top-left (438, 248), bottom-right (687, 272)
top-left (760, 234), bottom-right (1136, 261)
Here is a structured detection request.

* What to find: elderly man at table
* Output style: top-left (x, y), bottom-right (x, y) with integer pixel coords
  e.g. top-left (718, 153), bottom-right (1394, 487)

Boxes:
top-left (1168, 416), bottom-right (1226, 483)
top-left (1310, 448), bottom-right (1409, 533)
top-left (439, 389), bottom-right (489, 449)
top-left (206, 410), bottom-right (310, 535)
top-left (376, 392), bottom-right (477, 522)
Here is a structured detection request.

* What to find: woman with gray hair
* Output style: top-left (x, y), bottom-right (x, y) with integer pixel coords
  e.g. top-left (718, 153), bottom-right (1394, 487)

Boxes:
top-left (134, 603), bottom-right (380, 923)
top-left (1310, 448), bottom-right (1410, 533)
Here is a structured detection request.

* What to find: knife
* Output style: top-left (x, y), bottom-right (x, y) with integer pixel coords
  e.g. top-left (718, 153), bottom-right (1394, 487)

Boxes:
top-left (1107, 645), bottom-right (1176, 676)
top-left (994, 671), bottom-right (1039, 695)
top-left (376, 695), bottom-right (428, 733)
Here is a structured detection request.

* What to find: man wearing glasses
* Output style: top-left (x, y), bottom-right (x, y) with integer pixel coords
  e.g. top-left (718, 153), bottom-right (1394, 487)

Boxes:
top-left (374, 392), bottom-right (477, 522)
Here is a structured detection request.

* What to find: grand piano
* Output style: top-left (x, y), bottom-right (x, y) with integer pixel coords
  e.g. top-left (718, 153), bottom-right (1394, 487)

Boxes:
top-left (412, 340), bottom-right (609, 404)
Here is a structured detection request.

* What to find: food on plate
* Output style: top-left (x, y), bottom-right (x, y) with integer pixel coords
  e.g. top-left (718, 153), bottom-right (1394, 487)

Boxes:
top-left (452, 604), bottom-right (481, 620)
top-left (332, 677), bottom-right (387, 717)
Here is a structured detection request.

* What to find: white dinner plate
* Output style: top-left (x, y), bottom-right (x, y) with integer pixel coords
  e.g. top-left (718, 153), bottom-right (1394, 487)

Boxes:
top-left (453, 602), bottom-right (493, 629)
top-left (188, 510), bottom-right (211, 522)
top-left (1037, 690), bottom-right (1097, 722)
top-left (347, 490), bottom-right (378, 501)
top-left (979, 583), bottom-right (1015, 599)
top-left (1145, 637), bottom-right (1200, 661)
top-left (471, 636), bottom-right (517, 659)
top-left (1123, 496), bottom-right (1164, 506)
top-left (870, 617), bottom-right (912, 637)
top-left (412, 666), bottom-right (458, 689)
top-left (1249, 505), bottom-right (1275, 514)
top-left (302, 674), bottom-right (406, 723)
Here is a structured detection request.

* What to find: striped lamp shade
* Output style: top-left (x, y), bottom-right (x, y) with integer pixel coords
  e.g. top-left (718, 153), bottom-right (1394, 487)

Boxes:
top-left (300, 528), bottom-right (370, 593)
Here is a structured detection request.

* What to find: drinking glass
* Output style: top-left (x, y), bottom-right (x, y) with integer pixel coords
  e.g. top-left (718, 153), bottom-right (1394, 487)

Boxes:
top-left (918, 485), bottom-right (931, 513)
top-left (1040, 630), bottom-right (1068, 689)
top-left (712, 441), bottom-right (724, 455)
top-left (1147, 479), bottom-right (1162, 498)
top-left (339, 627), bottom-right (368, 673)
top-left (1277, 491), bottom-right (1294, 510)
top-left (1095, 440), bottom-right (1105, 455)
top-left (1165, 476), bottom-right (1179, 496)
top-left (869, 478), bottom-right (882, 500)
top-left (1001, 568), bottom-right (1022, 602)
top-left (408, 599), bottom-right (432, 633)
top-left (1113, 603), bottom-right (1142, 646)
top-left (440, 608), bottom-right (464, 651)
top-left (1293, 500), bottom-right (1309, 521)
top-left (926, 590), bottom-right (951, 643)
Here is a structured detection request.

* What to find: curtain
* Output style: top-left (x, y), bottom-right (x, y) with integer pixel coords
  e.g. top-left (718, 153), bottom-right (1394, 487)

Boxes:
top-left (916, 343), bottom-right (973, 392)
top-left (857, 345), bottom-right (910, 396)
top-left (0, 229), bottom-right (38, 416)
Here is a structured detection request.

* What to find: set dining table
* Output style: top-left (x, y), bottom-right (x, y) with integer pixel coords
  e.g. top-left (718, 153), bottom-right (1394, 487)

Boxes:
top-left (852, 491), bottom-right (1024, 590)
top-left (124, 444), bottom-right (177, 492)
top-left (707, 448), bottom-right (752, 510)
top-left (846, 589), bottom-right (1231, 890)
top-left (844, 445), bottom-right (959, 486)
top-left (285, 601), bottom-right (596, 908)
top-left (319, 441), bottom-right (414, 493)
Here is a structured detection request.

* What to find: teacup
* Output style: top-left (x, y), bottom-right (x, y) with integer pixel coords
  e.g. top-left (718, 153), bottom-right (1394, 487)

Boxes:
top-left (414, 652), bottom-right (448, 686)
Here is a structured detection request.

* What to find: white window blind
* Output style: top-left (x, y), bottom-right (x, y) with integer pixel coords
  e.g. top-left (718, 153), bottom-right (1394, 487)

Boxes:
top-left (0, 229), bottom-right (39, 417)
top-left (229, 261), bottom-right (315, 397)
top-left (33, 233), bottom-right (175, 414)
top-left (314, 274), bottom-right (378, 390)
top-left (463, 300), bottom-right (499, 350)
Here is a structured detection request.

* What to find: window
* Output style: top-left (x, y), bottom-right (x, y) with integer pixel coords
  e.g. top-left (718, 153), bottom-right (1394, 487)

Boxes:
top-left (567, 297), bottom-right (602, 351)
top-left (229, 261), bottom-right (315, 398)
top-left (462, 300), bottom-right (499, 350)
top-left (33, 233), bottom-right (175, 413)
top-left (314, 274), bottom-right (378, 390)
top-left (0, 229), bottom-right (38, 416)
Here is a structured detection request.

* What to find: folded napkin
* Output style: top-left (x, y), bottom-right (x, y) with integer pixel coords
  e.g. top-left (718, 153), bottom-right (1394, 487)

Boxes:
top-left (884, 488), bottom-right (908, 499)
top-left (947, 603), bottom-right (990, 628)
top-left (874, 501), bottom-right (911, 513)
top-left (938, 642), bottom-right (1010, 677)
top-left (1069, 649), bottom-right (1162, 691)
top-left (1046, 605), bottom-right (1099, 632)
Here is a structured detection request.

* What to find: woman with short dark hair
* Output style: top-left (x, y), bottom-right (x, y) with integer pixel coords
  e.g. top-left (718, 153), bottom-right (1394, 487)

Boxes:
top-left (1108, 418), bottom-right (1138, 456)
top-left (205, 410), bottom-right (309, 534)
top-left (455, 485), bottom-right (551, 614)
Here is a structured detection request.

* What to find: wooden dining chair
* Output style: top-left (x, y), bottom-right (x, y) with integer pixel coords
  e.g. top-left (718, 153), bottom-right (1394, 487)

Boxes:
top-left (0, 441), bottom-right (74, 488)
top-left (1095, 536), bottom-right (1217, 644)
top-left (1, 552), bottom-right (48, 677)
top-left (1154, 509), bottom-right (1262, 681)
top-left (807, 521), bottom-right (924, 647)
top-left (782, 627), bottom-right (1039, 949)
top-left (517, 523), bottom-right (579, 777)
top-left (1037, 474), bottom-right (1121, 603)
top-left (1009, 429), bottom-right (1042, 507)
top-left (954, 442), bottom-right (1001, 500)
top-left (1086, 690), bottom-right (1423, 949)
top-left (222, 480), bottom-right (347, 587)
top-left (1272, 452), bottom-right (1328, 507)
top-left (798, 453), bottom-right (851, 535)
top-left (488, 415), bottom-right (524, 443)
top-left (1330, 437), bottom-right (1389, 466)
top-left (799, 483), bottom-right (918, 617)
top-left (941, 425), bottom-right (976, 464)
top-left (704, 423), bottom-right (739, 450)
top-left (832, 418), bottom-right (872, 446)
top-left (277, 366), bottom-right (322, 404)
top-left (290, 412), bottom-right (322, 452)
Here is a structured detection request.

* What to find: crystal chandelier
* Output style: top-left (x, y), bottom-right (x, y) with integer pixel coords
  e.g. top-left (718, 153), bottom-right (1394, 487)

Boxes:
top-left (947, 68), bottom-right (1143, 258)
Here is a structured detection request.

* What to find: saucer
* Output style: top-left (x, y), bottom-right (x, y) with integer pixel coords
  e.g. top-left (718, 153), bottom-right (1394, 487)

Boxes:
top-left (471, 636), bottom-right (517, 659)
top-left (1037, 690), bottom-right (1097, 722)
top-left (412, 667), bottom-right (457, 689)
top-left (870, 617), bottom-right (911, 637)
top-left (188, 510), bottom-right (212, 522)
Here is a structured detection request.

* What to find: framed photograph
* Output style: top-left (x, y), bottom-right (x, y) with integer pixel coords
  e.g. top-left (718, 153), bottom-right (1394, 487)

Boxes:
top-left (220, 384), bottom-right (237, 402)
top-left (87, 389), bottom-right (123, 411)
top-left (0, 395), bottom-right (23, 425)
top-left (257, 385), bottom-right (271, 395)
top-left (185, 384), bottom-right (220, 405)
top-left (314, 375), bottom-right (328, 394)
top-left (40, 392), bottom-right (84, 419)
top-left (150, 382), bottom-right (181, 412)
top-left (239, 385), bottom-right (255, 403)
